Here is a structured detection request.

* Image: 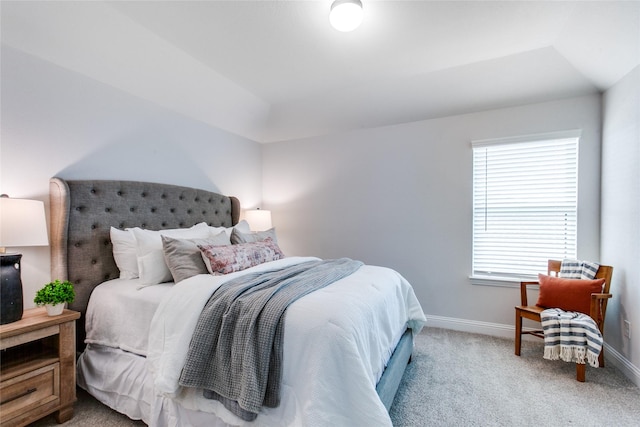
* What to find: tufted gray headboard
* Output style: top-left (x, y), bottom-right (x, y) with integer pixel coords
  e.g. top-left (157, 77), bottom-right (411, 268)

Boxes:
top-left (49, 177), bottom-right (240, 349)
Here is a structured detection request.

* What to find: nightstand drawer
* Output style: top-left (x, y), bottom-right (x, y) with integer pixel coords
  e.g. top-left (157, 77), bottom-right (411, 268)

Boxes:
top-left (0, 362), bottom-right (60, 426)
top-left (1, 308), bottom-right (80, 425)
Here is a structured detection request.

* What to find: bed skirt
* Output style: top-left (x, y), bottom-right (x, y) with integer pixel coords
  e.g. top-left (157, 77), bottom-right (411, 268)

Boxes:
top-left (77, 331), bottom-right (414, 426)
top-left (77, 345), bottom-right (233, 427)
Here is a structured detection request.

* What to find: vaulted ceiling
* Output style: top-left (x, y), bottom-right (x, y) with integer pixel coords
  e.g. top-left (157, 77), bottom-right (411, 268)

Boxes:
top-left (2, 1), bottom-right (639, 143)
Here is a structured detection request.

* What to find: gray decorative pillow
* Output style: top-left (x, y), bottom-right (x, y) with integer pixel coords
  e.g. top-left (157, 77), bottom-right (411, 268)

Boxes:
top-left (230, 227), bottom-right (278, 244)
top-left (162, 232), bottom-right (230, 283)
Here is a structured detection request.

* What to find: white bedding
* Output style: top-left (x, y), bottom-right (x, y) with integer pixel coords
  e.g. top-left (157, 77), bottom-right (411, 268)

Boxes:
top-left (84, 278), bottom-right (172, 356)
top-left (80, 256), bottom-right (426, 426)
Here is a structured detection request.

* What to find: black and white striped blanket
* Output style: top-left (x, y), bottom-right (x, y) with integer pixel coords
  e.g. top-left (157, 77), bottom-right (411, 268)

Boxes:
top-left (541, 308), bottom-right (602, 367)
top-left (559, 259), bottom-right (599, 280)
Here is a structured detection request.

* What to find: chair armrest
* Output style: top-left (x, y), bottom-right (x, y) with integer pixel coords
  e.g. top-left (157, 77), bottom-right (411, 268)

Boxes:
top-left (589, 293), bottom-right (613, 325)
top-left (519, 281), bottom-right (539, 306)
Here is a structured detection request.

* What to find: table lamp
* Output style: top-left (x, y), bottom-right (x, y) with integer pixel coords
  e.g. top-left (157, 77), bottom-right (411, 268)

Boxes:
top-left (0, 195), bottom-right (49, 324)
top-left (244, 209), bottom-right (273, 232)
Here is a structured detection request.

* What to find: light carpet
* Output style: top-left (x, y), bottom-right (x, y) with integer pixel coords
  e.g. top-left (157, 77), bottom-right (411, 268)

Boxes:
top-left (389, 327), bottom-right (640, 426)
top-left (31, 327), bottom-right (640, 426)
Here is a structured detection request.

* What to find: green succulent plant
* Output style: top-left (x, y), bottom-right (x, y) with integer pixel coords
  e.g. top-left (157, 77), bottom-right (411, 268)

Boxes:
top-left (33, 280), bottom-right (75, 306)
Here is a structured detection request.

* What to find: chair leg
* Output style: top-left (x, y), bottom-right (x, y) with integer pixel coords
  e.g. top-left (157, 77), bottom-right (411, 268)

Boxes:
top-left (599, 348), bottom-right (605, 368)
top-left (576, 363), bottom-right (586, 382)
top-left (515, 311), bottom-right (522, 356)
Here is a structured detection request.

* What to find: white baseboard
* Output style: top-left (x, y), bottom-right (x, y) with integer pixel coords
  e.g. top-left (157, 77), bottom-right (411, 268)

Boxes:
top-left (603, 342), bottom-right (640, 387)
top-left (425, 314), bottom-right (640, 387)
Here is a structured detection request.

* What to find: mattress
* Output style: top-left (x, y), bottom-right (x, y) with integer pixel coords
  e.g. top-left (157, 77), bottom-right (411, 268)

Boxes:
top-left (77, 256), bottom-right (426, 426)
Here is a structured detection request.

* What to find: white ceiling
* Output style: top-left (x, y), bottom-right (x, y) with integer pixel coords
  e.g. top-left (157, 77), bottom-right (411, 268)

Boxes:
top-left (2, 1), bottom-right (639, 143)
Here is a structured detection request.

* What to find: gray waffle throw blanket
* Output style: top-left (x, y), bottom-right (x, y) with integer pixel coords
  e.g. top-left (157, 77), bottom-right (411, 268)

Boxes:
top-left (178, 258), bottom-right (363, 421)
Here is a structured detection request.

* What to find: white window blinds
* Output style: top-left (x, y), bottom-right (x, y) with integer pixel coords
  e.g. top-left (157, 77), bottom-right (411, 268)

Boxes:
top-left (472, 131), bottom-right (579, 279)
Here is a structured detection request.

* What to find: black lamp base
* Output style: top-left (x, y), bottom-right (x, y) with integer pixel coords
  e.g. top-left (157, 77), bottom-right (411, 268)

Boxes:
top-left (1, 253), bottom-right (23, 324)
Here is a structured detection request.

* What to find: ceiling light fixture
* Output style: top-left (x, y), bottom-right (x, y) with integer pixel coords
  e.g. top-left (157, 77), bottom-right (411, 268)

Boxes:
top-left (329, 0), bottom-right (364, 32)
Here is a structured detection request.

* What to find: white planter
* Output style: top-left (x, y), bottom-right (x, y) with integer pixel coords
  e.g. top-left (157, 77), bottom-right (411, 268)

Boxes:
top-left (45, 303), bottom-right (65, 316)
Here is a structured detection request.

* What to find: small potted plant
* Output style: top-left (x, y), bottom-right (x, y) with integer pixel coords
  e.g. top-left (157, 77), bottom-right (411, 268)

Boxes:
top-left (34, 280), bottom-right (75, 316)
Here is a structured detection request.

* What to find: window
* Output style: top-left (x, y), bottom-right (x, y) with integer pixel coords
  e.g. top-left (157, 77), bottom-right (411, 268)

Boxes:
top-left (472, 131), bottom-right (580, 280)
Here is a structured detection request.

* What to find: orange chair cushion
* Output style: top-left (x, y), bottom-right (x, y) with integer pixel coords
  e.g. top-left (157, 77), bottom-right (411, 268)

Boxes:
top-left (536, 274), bottom-right (605, 315)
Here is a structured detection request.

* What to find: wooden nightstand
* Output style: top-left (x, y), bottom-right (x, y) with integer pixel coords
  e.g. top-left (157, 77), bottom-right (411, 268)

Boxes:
top-left (0, 308), bottom-right (80, 427)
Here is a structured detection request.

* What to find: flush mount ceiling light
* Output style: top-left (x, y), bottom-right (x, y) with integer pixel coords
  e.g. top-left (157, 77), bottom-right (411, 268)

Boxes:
top-left (329, 0), bottom-right (364, 32)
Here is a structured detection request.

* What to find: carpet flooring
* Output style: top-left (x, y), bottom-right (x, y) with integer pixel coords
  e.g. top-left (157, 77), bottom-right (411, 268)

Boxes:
top-left (389, 327), bottom-right (640, 426)
top-left (30, 327), bottom-right (640, 426)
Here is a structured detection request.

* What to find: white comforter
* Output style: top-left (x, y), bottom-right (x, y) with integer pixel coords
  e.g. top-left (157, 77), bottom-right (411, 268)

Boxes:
top-left (147, 256), bottom-right (426, 426)
top-left (85, 279), bottom-right (171, 356)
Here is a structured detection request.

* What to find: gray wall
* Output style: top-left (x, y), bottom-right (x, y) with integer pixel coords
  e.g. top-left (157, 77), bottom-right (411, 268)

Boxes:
top-left (601, 66), bottom-right (640, 377)
top-left (0, 46), bottom-right (263, 305)
top-left (263, 94), bottom-right (602, 330)
top-left (3, 36), bottom-right (635, 383)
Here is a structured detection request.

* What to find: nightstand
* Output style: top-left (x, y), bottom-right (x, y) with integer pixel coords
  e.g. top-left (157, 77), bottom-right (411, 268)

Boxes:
top-left (0, 308), bottom-right (80, 427)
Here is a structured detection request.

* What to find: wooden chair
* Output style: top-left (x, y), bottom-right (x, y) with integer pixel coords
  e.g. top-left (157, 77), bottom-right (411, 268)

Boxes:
top-left (514, 260), bottom-right (613, 382)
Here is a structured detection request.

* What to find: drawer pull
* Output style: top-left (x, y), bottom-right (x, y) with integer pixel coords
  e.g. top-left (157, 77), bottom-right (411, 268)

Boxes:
top-left (1, 387), bottom-right (37, 405)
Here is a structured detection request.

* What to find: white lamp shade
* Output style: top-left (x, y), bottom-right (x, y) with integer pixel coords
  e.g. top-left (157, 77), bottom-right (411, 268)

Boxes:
top-left (0, 198), bottom-right (49, 248)
top-left (244, 209), bottom-right (273, 232)
top-left (330, 0), bottom-right (364, 32)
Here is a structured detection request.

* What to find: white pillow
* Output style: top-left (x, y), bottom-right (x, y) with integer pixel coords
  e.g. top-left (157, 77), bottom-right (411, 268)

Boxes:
top-left (132, 223), bottom-right (211, 285)
top-left (110, 227), bottom-right (139, 279)
top-left (208, 219), bottom-right (251, 240)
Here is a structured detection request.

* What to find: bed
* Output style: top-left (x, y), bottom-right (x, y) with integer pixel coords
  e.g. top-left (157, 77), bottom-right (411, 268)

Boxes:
top-left (49, 177), bottom-right (426, 426)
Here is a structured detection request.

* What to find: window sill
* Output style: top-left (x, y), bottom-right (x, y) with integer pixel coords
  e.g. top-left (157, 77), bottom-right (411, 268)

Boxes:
top-left (470, 275), bottom-right (538, 288)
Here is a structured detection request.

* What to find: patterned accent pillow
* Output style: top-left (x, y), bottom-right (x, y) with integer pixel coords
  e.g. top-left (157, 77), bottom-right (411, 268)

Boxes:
top-left (199, 238), bottom-right (285, 275)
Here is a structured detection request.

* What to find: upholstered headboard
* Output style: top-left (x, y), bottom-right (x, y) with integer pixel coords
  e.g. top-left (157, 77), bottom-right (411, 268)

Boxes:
top-left (49, 177), bottom-right (240, 349)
